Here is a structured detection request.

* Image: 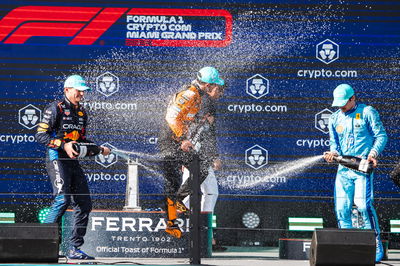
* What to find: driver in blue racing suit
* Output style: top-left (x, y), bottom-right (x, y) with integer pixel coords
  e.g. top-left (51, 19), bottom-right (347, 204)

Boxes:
top-left (323, 84), bottom-right (387, 263)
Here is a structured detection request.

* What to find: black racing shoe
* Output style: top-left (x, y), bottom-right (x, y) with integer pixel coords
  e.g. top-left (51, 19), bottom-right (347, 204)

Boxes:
top-left (67, 246), bottom-right (95, 260)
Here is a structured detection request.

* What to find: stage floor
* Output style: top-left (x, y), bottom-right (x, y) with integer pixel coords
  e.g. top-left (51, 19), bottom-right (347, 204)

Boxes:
top-left (2, 247), bottom-right (400, 266)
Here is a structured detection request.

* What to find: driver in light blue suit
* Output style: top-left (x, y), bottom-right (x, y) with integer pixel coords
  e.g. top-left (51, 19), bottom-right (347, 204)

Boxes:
top-left (323, 84), bottom-right (388, 263)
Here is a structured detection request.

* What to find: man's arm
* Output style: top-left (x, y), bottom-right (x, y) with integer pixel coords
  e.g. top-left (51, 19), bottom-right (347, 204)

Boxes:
top-left (165, 88), bottom-right (199, 151)
top-left (35, 102), bottom-right (80, 158)
top-left (366, 106), bottom-right (388, 165)
top-left (35, 102), bottom-right (65, 150)
top-left (165, 89), bottom-right (196, 138)
top-left (324, 113), bottom-right (341, 162)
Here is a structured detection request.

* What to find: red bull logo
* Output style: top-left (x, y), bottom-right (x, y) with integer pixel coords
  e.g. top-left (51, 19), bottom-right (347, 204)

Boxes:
top-left (64, 130), bottom-right (80, 141)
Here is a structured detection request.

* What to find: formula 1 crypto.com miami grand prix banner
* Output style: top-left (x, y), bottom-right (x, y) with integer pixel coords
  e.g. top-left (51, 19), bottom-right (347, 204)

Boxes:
top-left (0, 6), bottom-right (232, 47)
top-left (0, 0), bottom-right (399, 243)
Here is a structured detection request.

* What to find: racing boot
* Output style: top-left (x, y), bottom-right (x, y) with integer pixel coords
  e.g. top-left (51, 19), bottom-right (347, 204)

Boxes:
top-left (166, 197), bottom-right (178, 220)
top-left (165, 219), bottom-right (182, 239)
top-left (375, 234), bottom-right (384, 263)
top-left (165, 197), bottom-right (182, 238)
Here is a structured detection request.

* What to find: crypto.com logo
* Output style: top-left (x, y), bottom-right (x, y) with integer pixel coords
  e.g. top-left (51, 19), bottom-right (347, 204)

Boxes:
top-left (18, 104), bottom-right (41, 129)
top-left (245, 145), bottom-right (268, 170)
top-left (96, 72), bottom-right (119, 97)
top-left (316, 39), bottom-right (339, 64)
top-left (95, 142), bottom-right (118, 168)
top-left (246, 74), bottom-right (270, 99)
top-left (315, 108), bottom-right (333, 134)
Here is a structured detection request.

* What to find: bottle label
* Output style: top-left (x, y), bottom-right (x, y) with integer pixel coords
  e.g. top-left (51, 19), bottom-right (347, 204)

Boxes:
top-left (77, 145), bottom-right (87, 158)
top-left (358, 159), bottom-right (369, 172)
top-left (193, 142), bottom-right (201, 152)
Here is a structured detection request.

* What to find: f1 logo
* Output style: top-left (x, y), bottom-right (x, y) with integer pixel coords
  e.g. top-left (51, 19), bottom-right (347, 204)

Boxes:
top-left (0, 6), bottom-right (128, 45)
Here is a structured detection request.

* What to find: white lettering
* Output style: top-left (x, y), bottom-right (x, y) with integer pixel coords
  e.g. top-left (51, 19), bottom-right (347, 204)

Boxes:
top-left (303, 242), bottom-right (311, 252)
top-left (0, 134), bottom-right (36, 144)
top-left (90, 216), bottom-right (186, 232)
top-left (126, 31), bottom-right (160, 39)
top-left (160, 31), bottom-right (197, 39)
top-left (62, 124), bottom-right (83, 130)
top-left (297, 69), bottom-right (358, 78)
top-left (198, 32), bottom-right (222, 40)
top-left (84, 101), bottom-right (137, 111)
top-left (91, 217), bottom-right (104, 231)
top-left (296, 139), bottom-right (330, 148)
top-left (106, 217), bottom-right (120, 231)
top-left (86, 172), bottom-right (127, 182)
top-left (227, 104), bottom-right (288, 113)
top-left (226, 174), bottom-right (286, 186)
top-left (138, 218), bottom-right (153, 232)
top-left (121, 218), bottom-right (136, 232)
top-left (127, 15), bottom-right (177, 24)
top-left (154, 219), bottom-right (167, 232)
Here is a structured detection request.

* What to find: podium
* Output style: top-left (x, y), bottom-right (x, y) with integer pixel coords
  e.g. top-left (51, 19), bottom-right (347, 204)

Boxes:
top-left (61, 210), bottom-right (212, 258)
top-left (279, 237), bottom-right (388, 261)
top-left (279, 238), bottom-right (312, 260)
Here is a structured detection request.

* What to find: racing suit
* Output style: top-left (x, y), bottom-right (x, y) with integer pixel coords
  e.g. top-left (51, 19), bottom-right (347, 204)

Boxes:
top-left (181, 94), bottom-right (219, 213)
top-left (35, 97), bottom-right (93, 248)
top-left (328, 103), bottom-right (387, 256)
top-left (159, 82), bottom-right (211, 235)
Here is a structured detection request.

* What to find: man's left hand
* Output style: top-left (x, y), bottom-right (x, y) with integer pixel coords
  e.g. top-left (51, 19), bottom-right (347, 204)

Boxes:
top-left (101, 146), bottom-right (111, 156)
top-left (367, 155), bottom-right (378, 168)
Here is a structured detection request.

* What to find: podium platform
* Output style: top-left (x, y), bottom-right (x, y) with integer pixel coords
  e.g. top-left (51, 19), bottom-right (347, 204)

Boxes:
top-left (61, 210), bottom-right (212, 258)
top-left (279, 238), bottom-right (389, 260)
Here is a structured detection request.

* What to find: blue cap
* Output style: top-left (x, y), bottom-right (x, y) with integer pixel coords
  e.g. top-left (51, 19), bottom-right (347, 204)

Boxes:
top-left (332, 84), bottom-right (354, 107)
top-left (64, 75), bottom-right (91, 91)
top-left (197, 67), bottom-right (225, 86)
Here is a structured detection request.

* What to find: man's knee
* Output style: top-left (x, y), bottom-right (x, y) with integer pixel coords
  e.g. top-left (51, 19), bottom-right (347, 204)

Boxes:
top-left (82, 200), bottom-right (92, 213)
top-left (336, 208), bottom-right (350, 220)
top-left (75, 196), bottom-right (92, 213)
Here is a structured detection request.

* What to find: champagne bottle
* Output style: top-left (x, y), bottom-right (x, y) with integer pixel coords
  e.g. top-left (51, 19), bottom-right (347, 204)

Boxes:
top-left (390, 161), bottom-right (400, 188)
top-left (333, 155), bottom-right (374, 174)
top-left (189, 121), bottom-right (210, 152)
top-left (72, 142), bottom-right (101, 158)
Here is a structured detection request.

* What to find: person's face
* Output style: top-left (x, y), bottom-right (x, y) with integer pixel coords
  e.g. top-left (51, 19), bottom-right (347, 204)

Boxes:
top-left (206, 83), bottom-right (224, 100)
top-left (339, 95), bottom-right (356, 113)
top-left (65, 87), bottom-right (85, 105)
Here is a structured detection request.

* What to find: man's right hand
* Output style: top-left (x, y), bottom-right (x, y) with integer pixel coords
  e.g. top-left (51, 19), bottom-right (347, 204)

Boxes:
top-left (180, 140), bottom-right (194, 152)
top-left (213, 158), bottom-right (222, 171)
top-left (323, 151), bottom-right (336, 163)
top-left (64, 141), bottom-right (79, 159)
